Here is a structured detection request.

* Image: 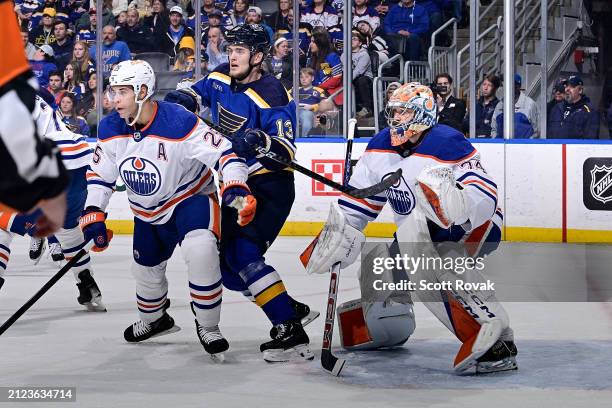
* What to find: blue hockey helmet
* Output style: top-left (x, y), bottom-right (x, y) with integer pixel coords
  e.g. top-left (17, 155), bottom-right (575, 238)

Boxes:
top-left (225, 24), bottom-right (271, 55)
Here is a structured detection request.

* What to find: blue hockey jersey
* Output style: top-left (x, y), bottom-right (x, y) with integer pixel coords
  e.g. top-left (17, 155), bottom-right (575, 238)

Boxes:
top-left (191, 63), bottom-right (297, 176)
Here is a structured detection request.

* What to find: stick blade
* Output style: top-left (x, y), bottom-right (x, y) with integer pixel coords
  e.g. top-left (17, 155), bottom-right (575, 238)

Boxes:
top-left (321, 349), bottom-right (346, 377)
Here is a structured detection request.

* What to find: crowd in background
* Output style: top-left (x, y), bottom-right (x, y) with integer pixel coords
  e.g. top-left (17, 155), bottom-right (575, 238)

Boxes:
top-left (15, 0), bottom-right (609, 138)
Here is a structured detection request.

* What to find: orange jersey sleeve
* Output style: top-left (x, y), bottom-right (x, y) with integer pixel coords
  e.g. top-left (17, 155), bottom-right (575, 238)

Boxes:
top-left (0, 1), bottom-right (31, 88)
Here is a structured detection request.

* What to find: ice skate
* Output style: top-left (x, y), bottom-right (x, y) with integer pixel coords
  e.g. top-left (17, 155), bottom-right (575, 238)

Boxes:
top-left (124, 309), bottom-right (180, 342)
top-left (195, 319), bottom-right (229, 363)
top-left (476, 340), bottom-right (518, 373)
top-left (48, 241), bottom-right (65, 265)
top-left (29, 237), bottom-right (46, 265)
top-left (261, 321), bottom-right (314, 363)
top-left (76, 270), bottom-right (107, 312)
top-left (292, 298), bottom-right (320, 328)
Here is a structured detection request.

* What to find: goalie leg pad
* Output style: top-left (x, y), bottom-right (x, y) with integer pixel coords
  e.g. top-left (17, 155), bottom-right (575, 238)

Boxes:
top-left (338, 298), bottom-right (415, 350)
top-left (301, 203), bottom-right (365, 275)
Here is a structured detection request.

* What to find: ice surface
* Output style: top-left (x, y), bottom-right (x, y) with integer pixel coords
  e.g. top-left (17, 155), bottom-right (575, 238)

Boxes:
top-left (1, 236), bottom-right (611, 408)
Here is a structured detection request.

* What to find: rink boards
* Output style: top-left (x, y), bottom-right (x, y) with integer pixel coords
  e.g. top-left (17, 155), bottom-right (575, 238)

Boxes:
top-left (98, 138), bottom-right (612, 243)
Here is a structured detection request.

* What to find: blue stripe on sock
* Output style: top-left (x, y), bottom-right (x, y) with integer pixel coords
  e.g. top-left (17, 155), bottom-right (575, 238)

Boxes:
top-left (136, 292), bottom-right (168, 303)
top-left (189, 278), bottom-right (222, 292)
top-left (191, 298), bottom-right (222, 310)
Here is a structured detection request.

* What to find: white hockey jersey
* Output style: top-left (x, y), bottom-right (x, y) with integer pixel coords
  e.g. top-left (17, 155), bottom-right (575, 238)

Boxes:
top-left (33, 95), bottom-right (93, 170)
top-left (85, 101), bottom-right (248, 225)
top-left (339, 125), bottom-right (503, 249)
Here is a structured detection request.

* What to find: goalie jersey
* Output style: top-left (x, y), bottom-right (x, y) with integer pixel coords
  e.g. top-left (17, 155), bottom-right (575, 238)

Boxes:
top-left (191, 63), bottom-right (297, 176)
top-left (85, 101), bottom-right (248, 224)
top-left (340, 124), bottom-right (503, 251)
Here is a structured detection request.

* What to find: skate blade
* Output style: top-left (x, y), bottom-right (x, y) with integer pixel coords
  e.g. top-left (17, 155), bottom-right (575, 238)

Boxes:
top-left (148, 324), bottom-right (182, 340)
top-left (301, 310), bottom-right (321, 328)
top-left (209, 352), bottom-right (225, 364)
top-left (476, 356), bottom-right (518, 374)
top-left (263, 344), bottom-right (315, 363)
top-left (84, 296), bottom-right (107, 312)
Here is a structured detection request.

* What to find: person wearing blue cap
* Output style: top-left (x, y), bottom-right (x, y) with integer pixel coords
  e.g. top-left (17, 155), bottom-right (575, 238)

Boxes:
top-left (491, 73), bottom-right (539, 138)
top-left (548, 75), bottom-right (599, 139)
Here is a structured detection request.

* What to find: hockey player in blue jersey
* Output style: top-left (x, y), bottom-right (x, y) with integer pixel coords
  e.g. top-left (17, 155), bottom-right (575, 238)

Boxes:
top-left (166, 24), bottom-right (317, 362)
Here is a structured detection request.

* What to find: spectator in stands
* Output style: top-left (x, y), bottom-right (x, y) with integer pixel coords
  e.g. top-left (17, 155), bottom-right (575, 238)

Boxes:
top-left (51, 21), bottom-right (73, 72)
top-left (383, 0), bottom-right (429, 61)
top-left (263, 34), bottom-right (293, 89)
top-left (76, 72), bottom-right (98, 132)
top-left (355, 20), bottom-right (389, 64)
top-left (90, 25), bottom-right (132, 78)
top-left (247, 7), bottom-right (274, 42)
top-left (29, 44), bottom-right (58, 87)
top-left (372, 0), bottom-right (394, 18)
top-left (206, 25), bottom-right (228, 71)
top-left (469, 73), bottom-right (501, 138)
top-left (75, 6), bottom-right (114, 36)
top-left (353, 0), bottom-right (380, 32)
top-left (145, 0), bottom-right (170, 32)
top-left (47, 71), bottom-right (65, 105)
top-left (173, 36), bottom-right (196, 72)
top-left (129, 0), bottom-right (154, 17)
top-left (112, 0), bottom-right (129, 17)
top-left (167, 0), bottom-right (193, 19)
top-left (63, 61), bottom-right (87, 100)
top-left (548, 75), bottom-right (600, 139)
top-left (378, 81), bottom-right (401, 129)
top-left (266, 0), bottom-right (292, 31)
top-left (115, 10), bottom-right (129, 29)
top-left (434, 73), bottom-right (465, 131)
top-left (21, 25), bottom-right (38, 60)
top-left (419, 0), bottom-right (449, 33)
top-left (71, 40), bottom-right (95, 80)
top-left (200, 52), bottom-right (211, 77)
top-left (187, 0), bottom-right (216, 31)
top-left (155, 5), bottom-right (195, 62)
top-left (547, 81), bottom-right (565, 118)
top-left (308, 30), bottom-right (343, 107)
top-left (348, 30), bottom-right (374, 118)
top-left (297, 67), bottom-right (324, 136)
top-left (16, 0), bottom-right (39, 23)
top-left (59, 93), bottom-right (90, 136)
top-left (301, 0), bottom-right (340, 30)
top-left (492, 74), bottom-right (539, 138)
top-left (117, 7), bottom-right (153, 54)
top-left (30, 7), bottom-right (57, 46)
top-left (224, 0), bottom-right (249, 30)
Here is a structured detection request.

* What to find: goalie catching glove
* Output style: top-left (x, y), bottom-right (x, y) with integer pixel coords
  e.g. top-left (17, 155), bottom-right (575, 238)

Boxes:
top-left (221, 181), bottom-right (257, 226)
top-left (415, 165), bottom-right (470, 229)
top-left (79, 208), bottom-right (114, 252)
top-left (300, 202), bottom-right (365, 274)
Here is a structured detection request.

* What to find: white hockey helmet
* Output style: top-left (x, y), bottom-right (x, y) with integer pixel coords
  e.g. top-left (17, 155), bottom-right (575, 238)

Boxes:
top-left (109, 60), bottom-right (156, 125)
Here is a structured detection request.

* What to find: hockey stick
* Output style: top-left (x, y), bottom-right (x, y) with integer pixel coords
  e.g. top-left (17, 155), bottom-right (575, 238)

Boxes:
top-left (0, 241), bottom-right (93, 336)
top-left (320, 118), bottom-right (357, 376)
top-left (202, 117), bottom-right (401, 199)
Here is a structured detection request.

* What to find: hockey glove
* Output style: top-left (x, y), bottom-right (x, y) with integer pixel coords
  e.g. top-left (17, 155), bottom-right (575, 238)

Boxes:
top-left (221, 182), bottom-right (257, 226)
top-left (163, 88), bottom-right (200, 114)
top-left (232, 129), bottom-right (271, 158)
top-left (79, 208), bottom-right (114, 252)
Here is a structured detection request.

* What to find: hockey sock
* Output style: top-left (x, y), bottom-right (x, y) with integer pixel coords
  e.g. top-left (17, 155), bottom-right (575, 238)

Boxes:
top-left (132, 262), bottom-right (169, 323)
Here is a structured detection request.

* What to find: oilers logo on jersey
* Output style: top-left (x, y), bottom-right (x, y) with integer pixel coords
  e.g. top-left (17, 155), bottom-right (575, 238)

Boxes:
top-left (119, 157), bottom-right (162, 196)
top-left (385, 174), bottom-right (416, 215)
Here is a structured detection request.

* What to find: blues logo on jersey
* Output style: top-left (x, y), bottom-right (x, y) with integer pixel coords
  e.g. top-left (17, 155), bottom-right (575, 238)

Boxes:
top-left (119, 157), bottom-right (162, 196)
top-left (385, 174), bottom-right (415, 215)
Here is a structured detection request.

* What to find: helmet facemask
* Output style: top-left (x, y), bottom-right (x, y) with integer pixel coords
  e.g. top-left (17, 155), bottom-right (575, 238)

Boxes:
top-left (384, 83), bottom-right (438, 146)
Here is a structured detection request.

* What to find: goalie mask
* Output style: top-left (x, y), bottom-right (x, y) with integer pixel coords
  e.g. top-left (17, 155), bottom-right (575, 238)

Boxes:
top-left (385, 82), bottom-right (437, 146)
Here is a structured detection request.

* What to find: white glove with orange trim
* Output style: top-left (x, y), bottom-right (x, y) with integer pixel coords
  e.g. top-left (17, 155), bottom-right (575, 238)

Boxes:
top-left (415, 165), bottom-right (469, 229)
top-left (221, 181), bottom-right (257, 226)
top-left (79, 208), bottom-right (114, 252)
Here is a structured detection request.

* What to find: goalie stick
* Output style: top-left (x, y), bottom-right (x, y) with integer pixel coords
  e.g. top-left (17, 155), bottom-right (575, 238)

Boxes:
top-left (202, 118), bottom-right (401, 199)
top-left (320, 118), bottom-right (357, 376)
top-left (0, 241), bottom-right (93, 336)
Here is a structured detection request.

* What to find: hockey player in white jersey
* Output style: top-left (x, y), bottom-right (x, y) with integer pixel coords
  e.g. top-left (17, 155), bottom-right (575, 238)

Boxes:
top-left (0, 93), bottom-right (105, 311)
top-left (302, 82), bottom-right (517, 374)
top-left (81, 60), bottom-right (255, 360)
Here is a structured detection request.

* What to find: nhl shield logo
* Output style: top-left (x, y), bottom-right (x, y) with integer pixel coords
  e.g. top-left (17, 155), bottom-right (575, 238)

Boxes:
top-left (590, 165), bottom-right (612, 204)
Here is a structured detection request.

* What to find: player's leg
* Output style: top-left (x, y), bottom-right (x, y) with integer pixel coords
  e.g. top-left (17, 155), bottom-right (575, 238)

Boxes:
top-left (222, 173), bottom-right (314, 361)
top-left (124, 217), bottom-right (180, 342)
top-left (396, 209), bottom-right (516, 374)
top-left (0, 218), bottom-right (14, 291)
top-left (175, 194), bottom-right (228, 358)
top-left (47, 234), bottom-right (64, 264)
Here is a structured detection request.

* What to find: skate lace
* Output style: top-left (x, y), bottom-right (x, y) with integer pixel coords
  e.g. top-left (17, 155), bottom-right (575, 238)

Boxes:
top-left (30, 239), bottom-right (41, 251)
top-left (198, 325), bottom-right (223, 344)
top-left (273, 323), bottom-right (289, 339)
top-left (50, 243), bottom-right (62, 254)
top-left (133, 320), bottom-right (152, 337)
